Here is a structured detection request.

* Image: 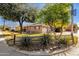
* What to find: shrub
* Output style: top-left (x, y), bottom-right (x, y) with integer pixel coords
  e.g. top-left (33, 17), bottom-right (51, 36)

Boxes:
top-left (65, 36), bottom-right (72, 46)
top-left (66, 36), bottom-right (78, 45)
top-left (73, 36), bottom-right (78, 45)
top-left (20, 36), bottom-right (32, 47)
top-left (57, 36), bottom-right (78, 46)
top-left (58, 38), bottom-right (66, 45)
top-left (40, 34), bottom-right (52, 46)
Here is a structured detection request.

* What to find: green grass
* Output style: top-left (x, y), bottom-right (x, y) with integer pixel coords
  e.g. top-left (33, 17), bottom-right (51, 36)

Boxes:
top-left (16, 33), bottom-right (44, 37)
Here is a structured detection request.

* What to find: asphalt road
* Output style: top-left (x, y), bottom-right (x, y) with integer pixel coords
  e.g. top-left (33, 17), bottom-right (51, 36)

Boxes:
top-left (0, 30), bottom-right (27, 56)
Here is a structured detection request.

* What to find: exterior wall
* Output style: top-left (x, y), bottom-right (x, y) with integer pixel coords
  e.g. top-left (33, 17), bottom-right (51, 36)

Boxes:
top-left (24, 26), bottom-right (42, 33)
top-left (16, 26), bottom-right (20, 31)
top-left (42, 27), bottom-right (47, 33)
top-left (15, 24), bottom-right (51, 33)
top-left (42, 26), bottom-right (51, 33)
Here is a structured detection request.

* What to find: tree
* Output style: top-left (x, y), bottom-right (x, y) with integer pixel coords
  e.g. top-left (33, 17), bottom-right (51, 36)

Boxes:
top-left (37, 3), bottom-right (71, 40)
top-left (0, 3), bottom-right (37, 33)
top-left (0, 4), bottom-right (15, 30)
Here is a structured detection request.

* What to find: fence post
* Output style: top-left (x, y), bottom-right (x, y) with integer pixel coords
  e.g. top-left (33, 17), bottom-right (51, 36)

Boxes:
top-left (13, 34), bottom-right (16, 45)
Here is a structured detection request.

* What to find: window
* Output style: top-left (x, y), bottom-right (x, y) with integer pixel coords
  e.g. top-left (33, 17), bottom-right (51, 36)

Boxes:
top-left (34, 26), bottom-right (36, 29)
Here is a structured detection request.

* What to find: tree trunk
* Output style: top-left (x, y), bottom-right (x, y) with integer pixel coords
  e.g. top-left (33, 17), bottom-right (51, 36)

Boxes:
top-left (19, 22), bottom-right (23, 34)
top-left (57, 23), bottom-right (63, 40)
top-left (19, 16), bottom-right (25, 34)
top-left (3, 19), bottom-right (5, 31)
top-left (49, 24), bottom-right (57, 40)
top-left (71, 18), bottom-right (74, 44)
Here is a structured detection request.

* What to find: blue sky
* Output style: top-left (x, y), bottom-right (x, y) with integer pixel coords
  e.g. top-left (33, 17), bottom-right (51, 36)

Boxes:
top-left (73, 3), bottom-right (79, 24)
top-left (0, 3), bottom-right (79, 27)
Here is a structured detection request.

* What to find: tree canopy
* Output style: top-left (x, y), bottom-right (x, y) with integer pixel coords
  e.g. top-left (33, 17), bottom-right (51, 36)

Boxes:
top-left (37, 3), bottom-right (71, 28)
top-left (36, 3), bottom-right (71, 39)
top-left (0, 3), bottom-right (37, 22)
top-left (0, 3), bottom-right (37, 33)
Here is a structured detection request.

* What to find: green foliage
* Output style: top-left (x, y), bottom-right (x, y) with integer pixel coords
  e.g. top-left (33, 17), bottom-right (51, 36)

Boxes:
top-left (57, 35), bottom-right (78, 46)
top-left (65, 36), bottom-right (72, 45)
top-left (0, 4), bottom-right (37, 22)
top-left (58, 38), bottom-right (66, 45)
top-left (0, 3), bottom-right (37, 33)
top-left (73, 36), bottom-right (78, 45)
top-left (37, 3), bottom-right (71, 27)
top-left (20, 36), bottom-right (31, 47)
top-left (37, 4), bottom-right (71, 42)
top-left (40, 34), bottom-right (52, 46)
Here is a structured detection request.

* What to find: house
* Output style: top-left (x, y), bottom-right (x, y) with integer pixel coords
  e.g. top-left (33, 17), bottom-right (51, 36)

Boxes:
top-left (16, 24), bottom-right (51, 33)
top-left (3, 26), bottom-right (10, 31)
top-left (65, 24), bottom-right (78, 33)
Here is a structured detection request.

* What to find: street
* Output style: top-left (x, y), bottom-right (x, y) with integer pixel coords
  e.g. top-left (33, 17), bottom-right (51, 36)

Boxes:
top-left (0, 30), bottom-right (27, 56)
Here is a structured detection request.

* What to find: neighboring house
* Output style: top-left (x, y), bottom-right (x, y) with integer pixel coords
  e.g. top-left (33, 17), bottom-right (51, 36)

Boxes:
top-left (3, 26), bottom-right (10, 30)
top-left (65, 24), bottom-right (78, 33)
top-left (16, 24), bottom-right (51, 33)
top-left (10, 27), bottom-right (16, 31)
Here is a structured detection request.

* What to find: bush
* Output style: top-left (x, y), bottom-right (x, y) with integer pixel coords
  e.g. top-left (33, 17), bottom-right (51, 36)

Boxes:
top-left (40, 34), bottom-right (52, 46)
top-left (65, 36), bottom-right (72, 45)
top-left (57, 36), bottom-right (78, 46)
top-left (66, 36), bottom-right (78, 45)
top-left (58, 38), bottom-right (66, 45)
top-left (73, 36), bottom-right (78, 45)
top-left (20, 36), bottom-right (32, 47)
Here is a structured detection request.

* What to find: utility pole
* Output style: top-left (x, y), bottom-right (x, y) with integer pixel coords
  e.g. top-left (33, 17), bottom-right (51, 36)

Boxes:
top-left (71, 4), bottom-right (76, 44)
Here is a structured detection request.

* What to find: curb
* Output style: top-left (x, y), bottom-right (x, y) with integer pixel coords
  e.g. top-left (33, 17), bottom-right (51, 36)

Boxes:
top-left (15, 46), bottom-right (74, 56)
top-left (16, 49), bottom-right (49, 56)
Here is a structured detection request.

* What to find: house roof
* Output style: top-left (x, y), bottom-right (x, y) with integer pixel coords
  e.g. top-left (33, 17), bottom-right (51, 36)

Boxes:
top-left (16, 23), bottom-right (49, 28)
